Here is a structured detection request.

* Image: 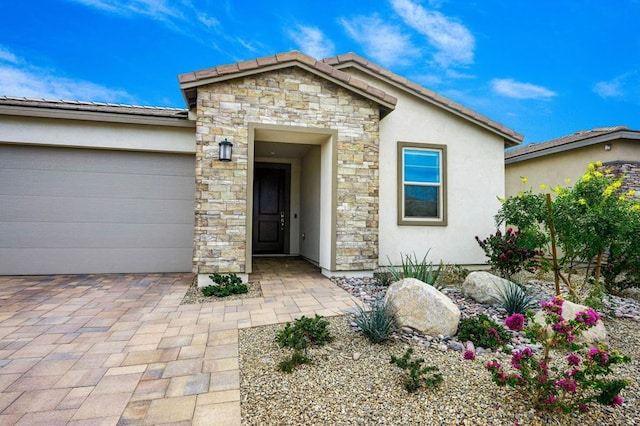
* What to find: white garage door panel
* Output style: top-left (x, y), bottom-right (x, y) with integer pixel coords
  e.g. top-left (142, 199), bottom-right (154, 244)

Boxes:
top-left (1, 196), bottom-right (193, 223)
top-left (0, 248), bottom-right (192, 275)
top-left (0, 144), bottom-right (195, 275)
top-left (0, 223), bottom-right (193, 248)
top-left (0, 169), bottom-right (195, 199)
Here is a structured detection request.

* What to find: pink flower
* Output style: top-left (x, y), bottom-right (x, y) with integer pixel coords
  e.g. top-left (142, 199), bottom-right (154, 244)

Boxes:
top-left (566, 353), bottom-right (581, 366)
top-left (505, 313), bottom-right (525, 331)
top-left (463, 350), bottom-right (476, 361)
top-left (575, 308), bottom-right (601, 327)
top-left (611, 396), bottom-right (623, 406)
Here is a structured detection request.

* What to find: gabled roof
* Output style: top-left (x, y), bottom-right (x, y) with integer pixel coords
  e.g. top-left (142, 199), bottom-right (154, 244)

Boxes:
top-left (323, 52), bottom-right (523, 147)
top-left (178, 51), bottom-right (397, 115)
top-left (505, 126), bottom-right (640, 164)
top-left (0, 96), bottom-right (191, 127)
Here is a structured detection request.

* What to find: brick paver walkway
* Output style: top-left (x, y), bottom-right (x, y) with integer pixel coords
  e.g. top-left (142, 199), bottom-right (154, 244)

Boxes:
top-left (0, 258), bottom-right (361, 425)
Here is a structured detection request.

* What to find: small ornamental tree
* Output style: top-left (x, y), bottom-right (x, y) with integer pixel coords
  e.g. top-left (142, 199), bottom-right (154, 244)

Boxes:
top-left (488, 163), bottom-right (640, 298)
top-left (483, 296), bottom-right (630, 413)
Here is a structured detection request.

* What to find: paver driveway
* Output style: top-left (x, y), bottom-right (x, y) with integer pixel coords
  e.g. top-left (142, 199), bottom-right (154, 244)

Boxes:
top-left (0, 258), bottom-right (361, 425)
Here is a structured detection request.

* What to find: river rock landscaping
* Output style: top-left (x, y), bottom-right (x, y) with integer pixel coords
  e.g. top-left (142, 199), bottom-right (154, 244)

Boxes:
top-left (239, 276), bottom-right (640, 425)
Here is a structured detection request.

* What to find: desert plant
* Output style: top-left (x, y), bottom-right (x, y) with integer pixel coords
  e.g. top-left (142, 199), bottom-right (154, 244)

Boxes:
top-left (277, 351), bottom-right (311, 373)
top-left (387, 252), bottom-right (446, 289)
top-left (390, 348), bottom-right (443, 393)
top-left (373, 271), bottom-right (394, 286)
top-left (202, 273), bottom-right (248, 297)
top-left (484, 297), bottom-right (630, 413)
top-left (457, 314), bottom-right (511, 352)
top-left (352, 300), bottom-right (397, 344)
top-left (494, 281), bottom-right (537, 315)
top-left (275, 314), bottom-right (334, 351)
top-left (475, 228), bottom-right (543, 281)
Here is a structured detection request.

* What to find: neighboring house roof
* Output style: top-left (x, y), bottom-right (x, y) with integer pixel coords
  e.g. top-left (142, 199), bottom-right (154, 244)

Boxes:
top-left (178, 51), bottom-right (398, 116)
top-left (505, 126), bottom-right (640, 164)
top-left (323, 52), bottom-right (523, 147)
top-left (0, 96), bottom-right (192, 127)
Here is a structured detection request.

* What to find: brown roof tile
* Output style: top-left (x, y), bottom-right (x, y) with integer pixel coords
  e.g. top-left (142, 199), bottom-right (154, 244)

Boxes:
top-left (179, 50), bottom-right (396, 110)
top-left (505, 126), bottom-right (637, 161)
top-left (0, 96), bottom-right (188, 119)
top-left (322, 52), bottom-right (523, 145)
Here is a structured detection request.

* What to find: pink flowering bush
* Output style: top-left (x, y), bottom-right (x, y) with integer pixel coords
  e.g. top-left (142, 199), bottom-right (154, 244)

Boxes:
top-left (485, 297), bottom-right (630, 413)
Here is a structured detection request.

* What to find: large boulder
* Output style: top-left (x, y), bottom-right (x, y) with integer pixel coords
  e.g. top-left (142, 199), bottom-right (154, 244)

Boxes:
top-left (384, 278), bottom-right (460, 336)
top-left (462, 271), bottom-right (511, 305)
top-left (534, 299), bottom-right (607, 346)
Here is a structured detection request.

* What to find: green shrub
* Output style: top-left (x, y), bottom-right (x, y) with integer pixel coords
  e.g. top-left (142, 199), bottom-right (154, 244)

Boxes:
top-left (352, 300), bottom-right (397, 344)
top-left (277, 351), bottom-right (311, 373)
top-left (373, 271), bottom-right (394, 286)
top-left (275, 315), bottom-right (334, 351)
top-left (457, 314), bottom-right (511, 352)
top-left (387, 252), bottom-right (446, 289)
top-left (494, 281), bottom-right (537, 315)
top-left (202, 273), bottom-right (248, 297)
top-left (390, 348), bottom-right (443, 393)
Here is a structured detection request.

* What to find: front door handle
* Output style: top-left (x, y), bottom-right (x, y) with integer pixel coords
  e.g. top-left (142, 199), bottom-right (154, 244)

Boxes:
top-left (280, 211), bottom-right (285, 231)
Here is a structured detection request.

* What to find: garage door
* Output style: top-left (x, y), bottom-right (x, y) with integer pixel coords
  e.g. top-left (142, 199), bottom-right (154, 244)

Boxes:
top-left (0, 144), bottom-right (195, 275)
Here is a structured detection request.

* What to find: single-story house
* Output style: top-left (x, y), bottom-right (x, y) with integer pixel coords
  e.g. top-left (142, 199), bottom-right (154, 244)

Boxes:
top-left (0, 51), bottom-right (522, 284)
top-left (505, 126), bottom-right (640, 197)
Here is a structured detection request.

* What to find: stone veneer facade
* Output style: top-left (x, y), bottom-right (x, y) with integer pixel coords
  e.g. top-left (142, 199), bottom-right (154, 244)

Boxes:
top-left (604, 161), bottom-right (640, 194)
top-left (193, 67), bottom-right (380, 275)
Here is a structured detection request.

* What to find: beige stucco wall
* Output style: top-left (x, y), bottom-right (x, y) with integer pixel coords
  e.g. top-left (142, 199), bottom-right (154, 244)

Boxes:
top-left (0, 114), bottom-right (195, 153)
top-left (345, 69), bottom-right (507, 266)
top-left (193, 67), bottom-right (381, 275)
top-left (505, 140), bottom-right (639, 197)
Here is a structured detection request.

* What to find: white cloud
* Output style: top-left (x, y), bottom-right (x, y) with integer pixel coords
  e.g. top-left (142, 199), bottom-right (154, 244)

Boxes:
top-left (67, 0), bottom-right (184, 22)
top-left (287, 25), bottom-right (335, 59)
top-left (390, 0), bottom-right (474, 67)
top-left (0, 47), bottom-right (134, 103)
top-left (491, 78), bottom-right (557, 100)
top-left (0, 46), bottom-right (19, 64)
top-left (593, 73), bottom-right (636, 98)
top-left (340, 15), bottom-right (419, 66)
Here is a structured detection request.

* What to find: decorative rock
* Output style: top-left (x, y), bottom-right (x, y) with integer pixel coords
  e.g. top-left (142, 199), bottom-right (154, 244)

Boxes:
top-left (533, 299), bottom-right (608, 345)
top-left (465, 341), bottom-right (475, 352)
top-left (438, 344), bottom-right (448, 352)
top-left (353, 352), bottom-right (361, 361)
top-left (384, 278), bottom-right (461, 337)
top-left (448, 341), bottom-right (464, 352)
top-left (462, 272), bottom-right (512, 305)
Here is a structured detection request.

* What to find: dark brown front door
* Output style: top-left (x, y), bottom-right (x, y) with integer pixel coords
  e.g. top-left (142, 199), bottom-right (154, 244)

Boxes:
top-left (252, 163), bottom-right (290, 254)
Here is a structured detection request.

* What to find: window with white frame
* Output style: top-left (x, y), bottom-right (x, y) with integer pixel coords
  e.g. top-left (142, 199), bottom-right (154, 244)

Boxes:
top-left (397, 142), bottom-right (447, 226)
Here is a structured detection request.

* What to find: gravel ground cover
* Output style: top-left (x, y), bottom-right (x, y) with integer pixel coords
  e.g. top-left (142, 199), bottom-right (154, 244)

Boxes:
top-left (239, 279), bottom-right (640, 425)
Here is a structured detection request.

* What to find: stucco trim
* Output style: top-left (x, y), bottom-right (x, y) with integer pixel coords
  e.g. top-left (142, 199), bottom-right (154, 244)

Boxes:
top-left (396, 141), bottom-right (448, 226)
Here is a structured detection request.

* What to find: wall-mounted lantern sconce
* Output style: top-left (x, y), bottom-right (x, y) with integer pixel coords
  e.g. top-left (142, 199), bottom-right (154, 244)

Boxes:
top-left (604, 143), bottom-right (612, 151)
top-left (219, 138), bottom-right (233, 161)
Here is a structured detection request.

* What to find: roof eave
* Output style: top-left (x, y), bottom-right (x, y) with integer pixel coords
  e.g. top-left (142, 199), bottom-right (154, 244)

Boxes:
top-left (0, 103), bottom-right (193, 127)
top-left (178, 58), bottom-right (396, 113)
top-left (505, 131), bottom-right (640, 164)
top-left (330, 60), bottom-right (523, 148)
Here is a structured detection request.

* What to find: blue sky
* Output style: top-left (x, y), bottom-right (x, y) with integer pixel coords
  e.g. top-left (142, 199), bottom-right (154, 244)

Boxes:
top-left (1, 0), bottom-right (639, 144)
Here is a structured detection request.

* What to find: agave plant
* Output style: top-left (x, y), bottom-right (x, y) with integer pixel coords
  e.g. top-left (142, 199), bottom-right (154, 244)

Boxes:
top-left (352, 300), bottom-right (398, 344)
top-left (495, 280), bottom-right (537, 315)
top-left (387, 252), bottom-right (447, 289)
